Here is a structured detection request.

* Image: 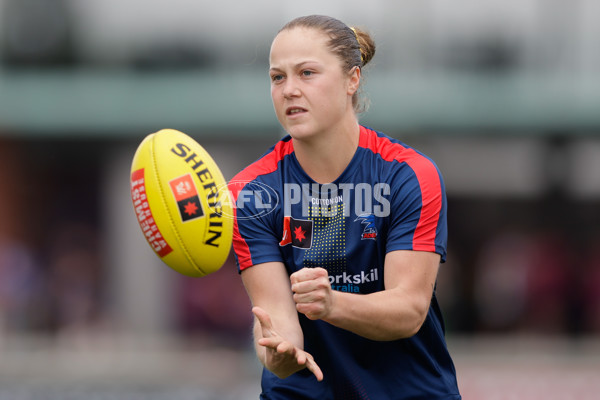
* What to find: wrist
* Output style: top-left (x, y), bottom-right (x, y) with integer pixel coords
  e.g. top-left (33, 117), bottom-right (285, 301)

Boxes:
top-left (321, 289), bottom-right (345, 324)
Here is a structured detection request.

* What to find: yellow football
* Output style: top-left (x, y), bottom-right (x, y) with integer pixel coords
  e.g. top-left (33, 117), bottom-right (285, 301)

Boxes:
top-left (130, 129), bottom-right (233, 277)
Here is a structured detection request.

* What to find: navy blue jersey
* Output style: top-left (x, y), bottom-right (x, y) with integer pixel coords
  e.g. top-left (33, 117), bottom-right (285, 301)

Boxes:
top-left (229, 126), bottom-right (460, 400)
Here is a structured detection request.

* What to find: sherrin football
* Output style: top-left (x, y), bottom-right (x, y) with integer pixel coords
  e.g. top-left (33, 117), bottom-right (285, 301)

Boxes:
top-left (130, 129), bottom-right (233, 277)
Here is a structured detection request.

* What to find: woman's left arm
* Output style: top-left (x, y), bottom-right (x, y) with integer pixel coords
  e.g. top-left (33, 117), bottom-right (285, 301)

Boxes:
top-left (290, 249), bottom-right (440, 341)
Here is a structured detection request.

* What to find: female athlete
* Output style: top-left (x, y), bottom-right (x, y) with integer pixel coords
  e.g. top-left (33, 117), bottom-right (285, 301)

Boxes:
top-left (228, 14), bottom-right (461, 400)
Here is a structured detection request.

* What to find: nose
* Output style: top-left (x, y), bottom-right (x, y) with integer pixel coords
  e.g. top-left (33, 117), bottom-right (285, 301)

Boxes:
top-left (282, 77), bottom-right (301, 98)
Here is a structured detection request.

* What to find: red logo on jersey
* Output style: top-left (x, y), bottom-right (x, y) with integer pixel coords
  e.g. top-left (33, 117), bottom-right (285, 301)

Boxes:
top-left (280, 216), bottom-right (313, 249)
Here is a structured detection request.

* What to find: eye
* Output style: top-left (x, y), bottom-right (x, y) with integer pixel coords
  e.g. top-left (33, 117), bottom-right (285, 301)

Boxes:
top-left (301, 70), bottom-right (313, 77)
top-left (270, 74), bottom-right (284, 83)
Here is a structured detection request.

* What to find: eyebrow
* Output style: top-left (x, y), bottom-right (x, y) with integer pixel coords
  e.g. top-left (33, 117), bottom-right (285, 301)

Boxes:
top-left (269, 61), bottom-right (320, 73)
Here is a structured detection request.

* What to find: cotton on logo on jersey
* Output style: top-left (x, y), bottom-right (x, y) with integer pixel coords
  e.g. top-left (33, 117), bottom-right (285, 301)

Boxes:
top-left (279, 216), bottom-right (313, 249)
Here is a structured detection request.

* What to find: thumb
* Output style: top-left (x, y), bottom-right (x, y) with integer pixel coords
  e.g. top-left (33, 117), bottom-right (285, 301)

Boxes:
top-left (252, 306), bottom-right (274, 337)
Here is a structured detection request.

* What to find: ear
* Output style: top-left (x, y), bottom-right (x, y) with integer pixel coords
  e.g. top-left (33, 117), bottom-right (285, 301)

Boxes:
top-left (347, 66), bottom-right (361, 96)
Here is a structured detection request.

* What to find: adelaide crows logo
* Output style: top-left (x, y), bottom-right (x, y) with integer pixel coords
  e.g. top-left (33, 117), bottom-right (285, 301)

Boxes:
top-left (355, 214), bottom-right (377, 240)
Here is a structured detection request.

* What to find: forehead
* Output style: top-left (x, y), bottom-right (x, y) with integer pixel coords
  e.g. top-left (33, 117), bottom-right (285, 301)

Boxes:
top-left (269, 27), bottom-right (334, 66)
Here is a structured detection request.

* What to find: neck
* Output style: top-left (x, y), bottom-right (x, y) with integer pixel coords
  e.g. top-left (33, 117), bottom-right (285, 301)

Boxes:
top-left (293, 120), bottom-right (361, 184)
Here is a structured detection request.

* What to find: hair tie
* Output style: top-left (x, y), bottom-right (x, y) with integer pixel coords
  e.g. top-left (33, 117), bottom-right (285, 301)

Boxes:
top-left (350, 27), bottom-right (364, 63)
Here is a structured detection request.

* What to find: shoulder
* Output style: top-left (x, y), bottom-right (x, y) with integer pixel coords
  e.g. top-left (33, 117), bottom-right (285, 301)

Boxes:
top-left (359, 126), bottom-right (443, 190)
top-left (229, 136), bottom-right (294, 199)
top-left (359, 126), bottom-right (438, 173)
top-left (359, 126), bottom-right (445, 205)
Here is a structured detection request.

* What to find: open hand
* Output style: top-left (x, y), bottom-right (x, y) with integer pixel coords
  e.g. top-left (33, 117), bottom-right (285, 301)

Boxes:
top-left (253, 306), bottom-right (323, 381)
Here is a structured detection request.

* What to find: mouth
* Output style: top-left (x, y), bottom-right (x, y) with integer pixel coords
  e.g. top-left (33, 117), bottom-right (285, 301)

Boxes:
top-left (286, 107), bottom-right (307, 116)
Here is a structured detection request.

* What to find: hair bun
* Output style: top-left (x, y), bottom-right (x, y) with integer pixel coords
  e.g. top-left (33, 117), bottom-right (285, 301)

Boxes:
top-left (351, 26), bottom-right (376, 67)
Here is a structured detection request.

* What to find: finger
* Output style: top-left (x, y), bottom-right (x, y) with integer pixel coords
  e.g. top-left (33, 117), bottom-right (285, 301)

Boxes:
top-left (290, 267), bottom-right (328, 285)
top-left (276, 340), bottom-right (296, 355)
top-left (291, 280), bottom-right (312, 294)
top-left (305, 356), bottom-right (324, 382)
top-left (291, 275), bottom-right (330, 294)
top-left (294, 287), bottom-right (326, 303)
top-left (257, 336), bottom-right (284, 350)
top-left (295, 350), bottom-right (306, 366)
top-left (252, 306), bottom-right (273, 337)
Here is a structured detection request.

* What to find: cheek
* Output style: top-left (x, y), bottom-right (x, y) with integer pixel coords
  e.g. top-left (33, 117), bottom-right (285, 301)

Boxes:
top-left (271, 87), bottom-right (283, 109)
top-left (271, 88), bottom-right (288, 123)
top-left (318, 83), bottom-right (348, 112)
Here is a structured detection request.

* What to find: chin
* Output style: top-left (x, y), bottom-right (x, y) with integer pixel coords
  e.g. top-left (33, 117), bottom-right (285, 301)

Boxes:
top-left (284, 119), bottom-right (328, 141)
top-left (284, 124), bottom-right (314, 140)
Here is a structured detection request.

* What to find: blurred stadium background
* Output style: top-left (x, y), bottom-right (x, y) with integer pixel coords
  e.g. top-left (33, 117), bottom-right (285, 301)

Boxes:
top-left (1, 0), bottom-right (600, 398)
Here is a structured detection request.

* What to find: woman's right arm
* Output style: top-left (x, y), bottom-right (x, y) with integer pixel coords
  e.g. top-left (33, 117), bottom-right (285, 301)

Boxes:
top-left (241, 261), bottom-right (323, 381)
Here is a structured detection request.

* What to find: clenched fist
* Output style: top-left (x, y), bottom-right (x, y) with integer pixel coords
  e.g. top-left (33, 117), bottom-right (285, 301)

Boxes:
top-left (290, 267), bottom-right (334, 320)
